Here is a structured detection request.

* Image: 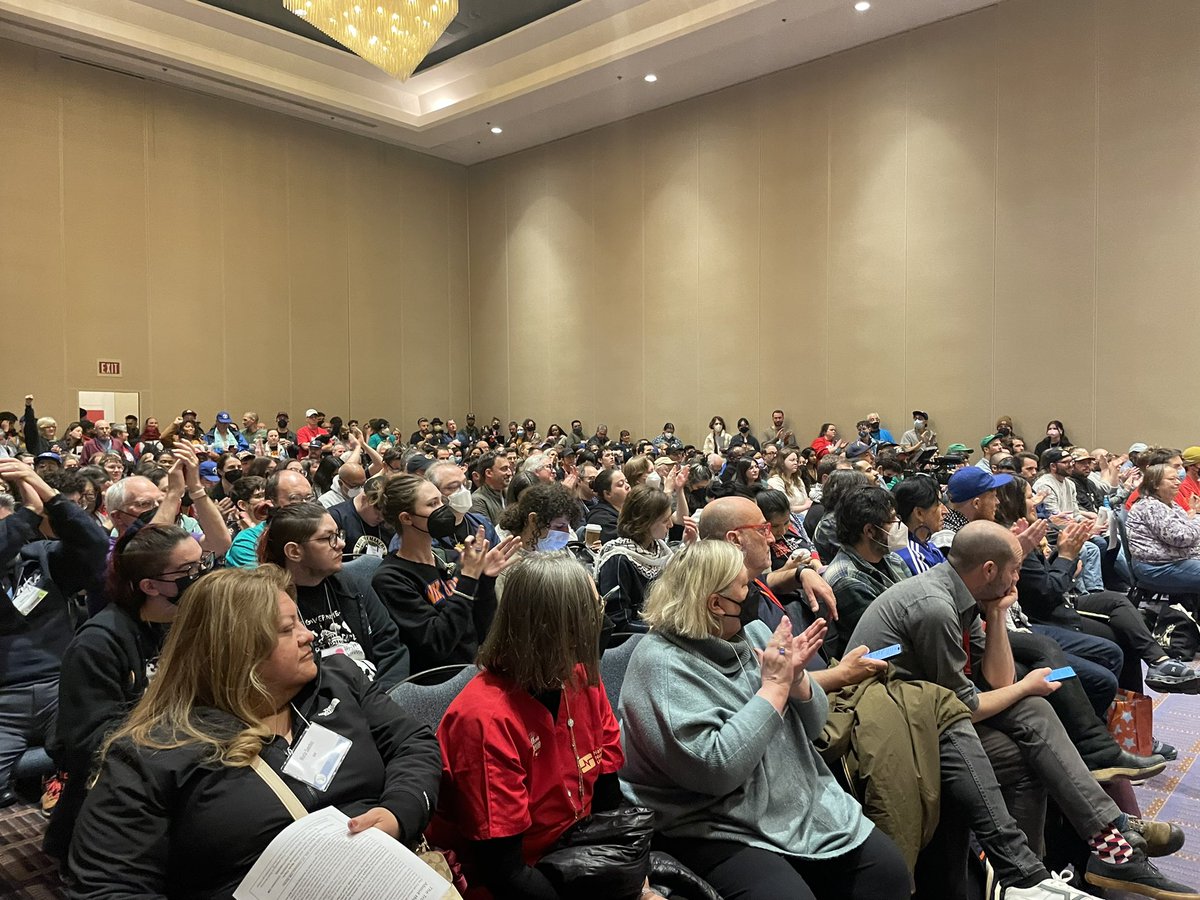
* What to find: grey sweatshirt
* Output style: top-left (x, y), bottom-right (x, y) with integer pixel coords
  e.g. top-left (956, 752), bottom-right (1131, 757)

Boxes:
top-left (617, 621), bottom-right (874, 859)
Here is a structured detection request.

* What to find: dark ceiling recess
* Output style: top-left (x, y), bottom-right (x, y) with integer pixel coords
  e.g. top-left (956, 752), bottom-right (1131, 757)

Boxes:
top-left (197, 0), bottom-right (581, 73)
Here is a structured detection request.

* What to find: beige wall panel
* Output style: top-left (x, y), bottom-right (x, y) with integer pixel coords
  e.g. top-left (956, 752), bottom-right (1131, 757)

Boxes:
top-left (397, 152), bottom-right (454, 427)
top-left (345, 139), bottom-right (406, 425)
top-left (755, 62), bottom-right (830, 434)
top-left (825, 38), bottom-right (908, 435)
top-left (1096, 0), bottom-right (1200, 450)
top-left (466, 160), bottom-right (511, 422)
top-left (504, 147), bottom-right (549, 426)
top-left (145, 86), bottom-right (226, 420)
top-left (539, 135), bottom-right (594, 432)
top-left (590, 119), bottom-right (646, 438)
top-left (695, 85), bottom-right (762, 434)
top-left (994, 0), bottom-right (1096, 446)
top-left (446, 168), bottom-right (472, 421)
top-left (903, 10), bottom-right (998, 446)
top-left (217, 104), bottom-right (293, 423)
top-left (60, 64), bottom-right (150, 399)
top-left (285, 124), bottom-right (351, 417)
top-left (0, 44), bottom-right (65, 412)
top-left (641, 103), bottom-right (700, 441)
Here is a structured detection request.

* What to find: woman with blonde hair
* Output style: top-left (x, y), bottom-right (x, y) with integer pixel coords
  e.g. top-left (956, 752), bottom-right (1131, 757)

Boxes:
top-left (618, 540), bottom-right (908, 900)
top-left (68, 565), bottom-right (442, 899)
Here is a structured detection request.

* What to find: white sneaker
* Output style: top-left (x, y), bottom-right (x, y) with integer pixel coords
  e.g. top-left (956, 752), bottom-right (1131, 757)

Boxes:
top-left (1003, 869), bottom-right (1091, 899)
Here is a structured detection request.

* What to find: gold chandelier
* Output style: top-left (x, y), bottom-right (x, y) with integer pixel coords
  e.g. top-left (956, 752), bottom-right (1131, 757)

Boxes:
top-left (282, 0), bottom-right (458, 81)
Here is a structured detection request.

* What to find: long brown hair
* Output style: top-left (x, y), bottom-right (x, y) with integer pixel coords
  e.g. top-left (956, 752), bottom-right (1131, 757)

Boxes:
top-left (98, 566), bottom-right (297, 771)
top-left (477, 552), bottom-right (601, 691)
top-left (616, 485), bottom-right (672, 547)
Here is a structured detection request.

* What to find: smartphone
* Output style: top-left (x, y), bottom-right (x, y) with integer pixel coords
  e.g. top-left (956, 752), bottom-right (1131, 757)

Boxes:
top-left (1046, 666), bottom-right (1076, 682)
top-left (864, 644), bottom-right (901, 661)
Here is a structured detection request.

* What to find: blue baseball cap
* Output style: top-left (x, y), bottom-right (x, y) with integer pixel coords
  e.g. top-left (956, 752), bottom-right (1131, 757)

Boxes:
top-left (845, 441), bottom-right (872, 460)
top-left (946, 467), bottom-right (1013, 503)
top-left (215, 411), bottom-right (233, 425)
top-left (198, 461), bottom-right (220, 483)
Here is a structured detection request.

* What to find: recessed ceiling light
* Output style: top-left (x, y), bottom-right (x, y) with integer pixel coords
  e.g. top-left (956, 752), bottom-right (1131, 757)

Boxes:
top-left (490, 126), bottom-right (503, 134)
top-left (854, 1), bottom-right (871, 10)
top-left (643, 73), bottom-right (658, 83)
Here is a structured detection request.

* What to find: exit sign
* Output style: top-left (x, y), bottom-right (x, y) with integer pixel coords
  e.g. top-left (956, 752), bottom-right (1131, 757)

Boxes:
top-left (98, 360), bottom-right (122, 376)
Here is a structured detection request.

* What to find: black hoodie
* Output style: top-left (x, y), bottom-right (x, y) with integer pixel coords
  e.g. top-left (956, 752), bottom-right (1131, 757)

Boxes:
top-left (0, 495), bottom-right (109, 688)
top-left (68, 653), bottom-right (442, 900)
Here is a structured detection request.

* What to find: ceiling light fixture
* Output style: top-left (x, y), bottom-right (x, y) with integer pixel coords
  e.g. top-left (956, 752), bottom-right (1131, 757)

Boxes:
top-left (281, 0), bottom-right (458, 81)
top-left (854, 1), bottom-right (871, 10)
top-left (490, 126), bottom-right (503, 134)
top-left (643, 73), bottom-right (658, 83)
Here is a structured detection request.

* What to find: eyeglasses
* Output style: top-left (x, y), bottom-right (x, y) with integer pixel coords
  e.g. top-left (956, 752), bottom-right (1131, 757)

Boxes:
top-left (729, 521), bottom-right (773, 538)
top-left (304, 530), bottom-right (345, 549)
top-left (284, 492), bottom-right (316, 503)
top-left (157, 551), bottom-right (216, 580)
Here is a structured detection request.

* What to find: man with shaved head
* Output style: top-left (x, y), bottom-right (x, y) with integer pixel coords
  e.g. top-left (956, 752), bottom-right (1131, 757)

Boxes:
top-left (699, 496), bottom-right (836, 629)
top-left (851, 521), bottom-right (1194, 899)
top-left (318, 461), bottom-right (366, 509)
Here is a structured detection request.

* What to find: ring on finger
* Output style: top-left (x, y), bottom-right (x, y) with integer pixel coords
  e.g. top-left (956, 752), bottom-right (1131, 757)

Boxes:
top-left (778, 647), bottom-right (787, 656)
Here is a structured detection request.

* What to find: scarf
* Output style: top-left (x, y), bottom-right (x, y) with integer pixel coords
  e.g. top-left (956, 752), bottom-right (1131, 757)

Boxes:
top-left (593, 536), bottom-right (673, 581)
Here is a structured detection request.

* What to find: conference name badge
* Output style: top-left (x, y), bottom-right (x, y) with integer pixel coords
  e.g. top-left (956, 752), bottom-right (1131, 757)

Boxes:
top-left (282, 723), bottom-right (352, 792)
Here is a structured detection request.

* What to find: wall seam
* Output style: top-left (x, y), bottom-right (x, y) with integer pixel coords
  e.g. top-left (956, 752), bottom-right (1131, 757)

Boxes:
top-left (58, 81), bottom-right (67, 409)
top-left (1091, 1), bottom-right (1100, 447)
top-left (991, 8), bottom-right (1001, 425)
top-left (504, 165), bottom-right (511, 418)
top-left (144, 84), bottom-right (153, 416)
top-left (902, 36), bottom-right (910, 416)
top-left (464, 170), bottom-right (474, 419)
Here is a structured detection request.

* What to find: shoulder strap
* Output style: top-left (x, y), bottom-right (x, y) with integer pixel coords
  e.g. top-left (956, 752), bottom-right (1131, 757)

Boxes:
top-left (250, 756), bottom-right (308, 821)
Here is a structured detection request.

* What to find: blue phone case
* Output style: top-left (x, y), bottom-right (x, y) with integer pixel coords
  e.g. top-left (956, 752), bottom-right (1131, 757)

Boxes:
top-left (1046, 666), bottom-right (1077, 681)
top-left (864, 644), bottom-right (901, 661)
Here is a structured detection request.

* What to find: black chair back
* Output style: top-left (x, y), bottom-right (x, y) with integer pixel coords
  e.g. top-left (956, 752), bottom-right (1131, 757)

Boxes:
top-left (600, 632), bottom-right (644, 716)
top-left (387, 664), bottom-right (476, 730)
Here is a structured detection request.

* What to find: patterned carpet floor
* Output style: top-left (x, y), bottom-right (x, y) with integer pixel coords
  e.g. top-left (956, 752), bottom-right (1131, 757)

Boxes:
top-left (0, 799), bottom-right (63, 899)
top-left (1129, 689), bottom-right (1200, 892)
top-left (4, 690), bottom-right (1200, 899)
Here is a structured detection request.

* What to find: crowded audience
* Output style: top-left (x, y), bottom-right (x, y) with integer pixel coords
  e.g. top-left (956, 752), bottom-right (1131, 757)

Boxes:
top-left (5, 394), bottom-right (1200, 900)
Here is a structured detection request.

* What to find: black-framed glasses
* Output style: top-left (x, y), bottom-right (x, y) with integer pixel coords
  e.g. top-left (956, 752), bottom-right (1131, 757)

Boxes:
top-left (304, 530), bottom-right (345, 549)
top-left (158, 551), bottom-right (216, 580)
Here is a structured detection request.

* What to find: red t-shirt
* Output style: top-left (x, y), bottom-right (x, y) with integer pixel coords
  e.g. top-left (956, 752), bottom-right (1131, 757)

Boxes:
top-left (1177, 476), bottom-right (1200, 512)
top-left (433, 666), bottom-right (623, 870)
top-left (296, 424), bottom-right (328, 446)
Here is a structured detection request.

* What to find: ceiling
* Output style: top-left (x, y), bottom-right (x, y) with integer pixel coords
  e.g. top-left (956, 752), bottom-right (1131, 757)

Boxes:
top-left (194, 0), bottom-right (582, 73)
top-left (0, 0), bottom-right (996, 165)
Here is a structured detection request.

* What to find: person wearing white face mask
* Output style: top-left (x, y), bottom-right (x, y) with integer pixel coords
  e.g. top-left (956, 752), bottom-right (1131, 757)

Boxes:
top-left (317, 461), bottom-right (366, 509)
top-left (497, 481), bottom-right (578, 556)
top-left (423, 460), bottom-right (499, 553)
top-left (820, 486), bottom-right (912, 657)
top-left (900, 410), bottom-right (935, 454)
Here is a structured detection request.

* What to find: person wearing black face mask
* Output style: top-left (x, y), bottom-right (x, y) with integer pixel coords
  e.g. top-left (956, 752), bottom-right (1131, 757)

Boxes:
top-left (370, 474), bottom-right (522, 675)
top-left (727, 417), bottom-right (761, 453)
top-left (618, 541), bottom-right (912, 900)
top-left (47, 523), bottom-right (213, 858)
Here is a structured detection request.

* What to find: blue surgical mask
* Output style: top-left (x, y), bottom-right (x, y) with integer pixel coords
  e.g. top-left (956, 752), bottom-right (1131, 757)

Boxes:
top-left (537, 530), bottom-right (571, 552)
top-left (1178, 467), bottom-right (1187, 480)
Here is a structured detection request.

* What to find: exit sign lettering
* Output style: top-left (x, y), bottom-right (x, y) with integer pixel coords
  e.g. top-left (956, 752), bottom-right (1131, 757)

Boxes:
top-left (98, 360), bottom-right (122, 376)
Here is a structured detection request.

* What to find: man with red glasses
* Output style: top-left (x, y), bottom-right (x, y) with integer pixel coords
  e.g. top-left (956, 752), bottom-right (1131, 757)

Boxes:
top-left (698, 496), bottom-right (835, 631)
